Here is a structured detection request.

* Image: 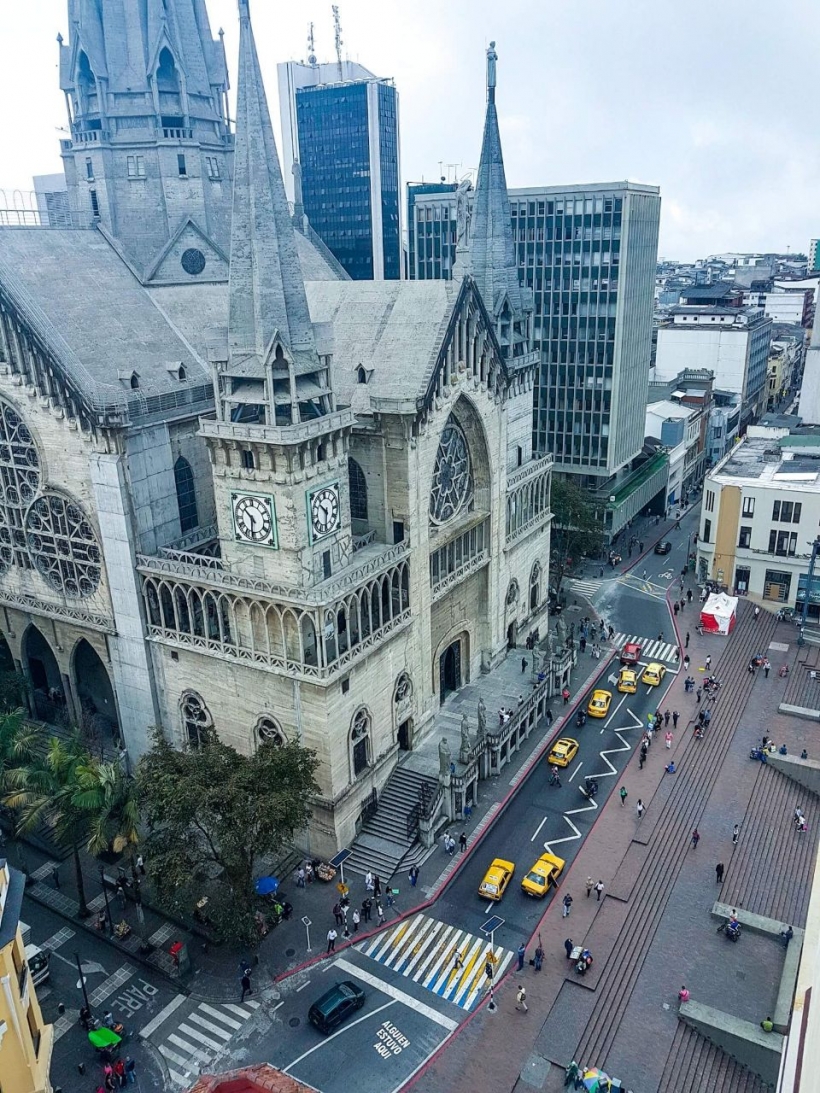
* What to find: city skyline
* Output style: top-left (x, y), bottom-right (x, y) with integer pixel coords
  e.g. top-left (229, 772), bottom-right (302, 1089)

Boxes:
top-left (1, 0), bottom-right (818, 262)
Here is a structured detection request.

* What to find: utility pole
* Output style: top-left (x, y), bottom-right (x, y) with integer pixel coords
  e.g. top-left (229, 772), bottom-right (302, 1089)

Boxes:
top-left (800, 537), bottom-right (820, 629)
top-left (332, 6), bottom-right (343, 82)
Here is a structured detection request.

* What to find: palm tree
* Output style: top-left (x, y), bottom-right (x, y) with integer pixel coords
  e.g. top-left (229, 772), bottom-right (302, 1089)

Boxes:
top-left (81, 761), bottom-right (140, 862)
top-left (4, 735), bottom-right (94, 915)
top-left (0, 710), bottom-right (40, 838)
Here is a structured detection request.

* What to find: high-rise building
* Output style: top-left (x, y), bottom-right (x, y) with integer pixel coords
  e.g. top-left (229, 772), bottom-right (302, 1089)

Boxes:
top-left (406, 181), bottom-right (459, 280)
top-left (809, 239), bottom-right (820, 273)
top-left (278, 60), bottom-right (401, 280)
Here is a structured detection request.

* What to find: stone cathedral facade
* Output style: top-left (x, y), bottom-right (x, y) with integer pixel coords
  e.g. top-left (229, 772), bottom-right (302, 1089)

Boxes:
top-left (0, 3), bottom-right (551, 855)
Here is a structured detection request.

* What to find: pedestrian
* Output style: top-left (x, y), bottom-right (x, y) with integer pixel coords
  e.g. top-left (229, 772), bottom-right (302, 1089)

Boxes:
top-left (580, 636), bottom-right (587, 653)
top-left (377, 901), bottom-right (385, 924)
top-left (696, 688), bottom-right (702, 704)
top-left (240, 972), bottom-right (253, 1002)
top-left (716, 862), bottom-right (724, 884)
top-left (125, 1058), bottom-right (136, 1084)
top-left (562, 893), bottom-right (573, 917)
top-left (683, 653), bottom-right (690, 670)
top-left (517, 942), bottom-right (526, 970)
top-left (534, 942), bottom-right (544, 971)
top-left (705, 655), bottom-right (712, 670)
top-left (665, 730), bottom-right (673, 749)
top-left (637, 799), bottom-right (645, 819)
top-left (562, 687), bottom-right (570, 705)
top-left (351, 908), bottom-right (360, 933)
top-left (685, 631), bottom-right (690, 649)
top-left (595, 879), bottom-right (604, 901)
top-left (691, 828), bottom-right (700, 849)
top-left (639, 749), bottom-right (646, 770)
top-left (446, 835), bottom-right (456, 856)
top-left (340, 901), bottom-right (348, 923)
top-left (409, 866), bottom-right (418, 887)
top-left (365, 869), bottom-right (374, 893)
top-left (678, 986), bottom-right (690, 1003)
top-left (732, 824), bottom-right (739, 845)
top-left (114, 1059), bottom-right (126, 1088)
top-left (754, 605), bottom-right (760, 621)
top-left (546, 708), bottom-right (553, 726)
top-left (135, 854), bottom-right (146, 876)
top-left (452, 949), bottom-right (464, 971)
top-left (522, 656), bottom-right (528, 673)
top-left (459, 831), bottom-right (467, 853)
top-left (374, 875), bottom-right (381, 897)
top-left (599, 566), bottom-right (604, 578)
top-left (441, 830), bottom-right (450, 853)
top-left (687, 589), bottom-right (693, 603)
top-left (664, 710), bottom-right (670, 727)
top-left (585, 877), bottom-right (594, 899)
top-left (332, 901), bottom-right (343, 926)
top-left (51, 864), bottom-right (60, 889)
top-left (674, 602), bottom-right (679, 616)
top-left (326, 927), bottom-right (337, 953)
top-left (619, 786), bottom-right (628, 807)
top-left (362, 898), bottom-right (372, 923)
top-left (564, 937), bottom-right (574, 959)
top-left (296, 866), bottom-right (305, 888)
top-left (764, 658), bottom-right (771, 678)
top-left (672, 710), bottom-right (679, 728)
top-left (516, 985), bottom-right (528, 1012)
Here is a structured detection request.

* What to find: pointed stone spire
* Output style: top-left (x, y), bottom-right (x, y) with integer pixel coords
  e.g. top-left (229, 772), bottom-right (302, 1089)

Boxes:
top-left (455, 41), bottom-right (529, 349)
top-left (228, 0), bottom-right (318, 365)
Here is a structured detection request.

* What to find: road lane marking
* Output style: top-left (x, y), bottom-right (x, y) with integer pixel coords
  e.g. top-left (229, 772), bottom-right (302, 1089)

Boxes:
top-left (177, 1022), bottom-right (224, 1053)
top-left (604, 691), bottom-right (628, 726)
top-left (185, 1011), bottom-right (232, 1040)
top-left (531, 816), bottom-right (548, 842)
top-left (569, 760), bottom-right (583, 782)
top-left (283, 1000), bottom-right (396, 1074)
top-left (199, 1003), bottom-right (242, 1030)
top-left (139, 993), bottom-right (187, 1038)
top-left (332, 957), bottom-right (459, 1030)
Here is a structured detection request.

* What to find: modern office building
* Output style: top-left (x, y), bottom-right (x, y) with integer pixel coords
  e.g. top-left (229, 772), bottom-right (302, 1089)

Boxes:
top-left (810, 239), bottom-right (820, 273)
top-left (406, 181), bottom-right (459, 281)
top-left (278, 60), bottom-right (401, 280)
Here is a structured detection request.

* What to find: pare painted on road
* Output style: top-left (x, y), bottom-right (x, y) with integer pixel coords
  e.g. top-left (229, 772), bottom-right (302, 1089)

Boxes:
top-left (373, 1019), bottom-right (410, 1058)
top-left (112, 979), bottom-right (160, 1015)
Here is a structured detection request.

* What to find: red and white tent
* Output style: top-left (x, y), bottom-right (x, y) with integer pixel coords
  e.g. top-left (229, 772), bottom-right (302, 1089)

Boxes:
top-left (700, 592), bottom-right (738, 636)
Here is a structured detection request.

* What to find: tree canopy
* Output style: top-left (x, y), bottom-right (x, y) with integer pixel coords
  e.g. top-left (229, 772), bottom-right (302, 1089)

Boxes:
top-left (550, 476), bottom-right (605, 596)
top-left (137, 729), bottom-right (320, 943)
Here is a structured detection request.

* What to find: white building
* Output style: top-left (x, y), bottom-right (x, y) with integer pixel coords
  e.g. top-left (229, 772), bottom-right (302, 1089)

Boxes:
top-left (645, 399), bottom-right (706, 508)
top-left (697, 434), bottom-right (820, 612)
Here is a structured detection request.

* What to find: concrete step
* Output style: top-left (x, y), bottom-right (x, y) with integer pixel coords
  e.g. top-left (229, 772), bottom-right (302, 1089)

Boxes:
top-left (346, 767), bottom-right (440, 880)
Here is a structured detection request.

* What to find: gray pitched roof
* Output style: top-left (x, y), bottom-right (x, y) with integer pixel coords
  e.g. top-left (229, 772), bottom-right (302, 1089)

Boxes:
top-left (227, 1), bottom-right (318, 365)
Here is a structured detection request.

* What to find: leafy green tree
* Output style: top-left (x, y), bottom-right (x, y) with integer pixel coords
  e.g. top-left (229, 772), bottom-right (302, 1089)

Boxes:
top-left (79, 761), bottom-right (140, 862)
top-left (4, 735), bottom-right (96, 915)
top-left (550, 476), bottom-right (605, 596)
top-left (137, 729), bottom-right (320, 943)
top-left (0, 710), bottom-right (39, 834)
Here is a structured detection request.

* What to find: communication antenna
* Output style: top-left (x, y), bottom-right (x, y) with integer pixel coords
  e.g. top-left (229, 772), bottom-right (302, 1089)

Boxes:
top-left (332, 6), bottom-right (343, 81)
top-left (307, 22), bottom-right (316, 66)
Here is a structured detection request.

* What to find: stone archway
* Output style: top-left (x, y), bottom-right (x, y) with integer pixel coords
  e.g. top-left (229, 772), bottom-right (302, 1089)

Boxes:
top-left (22, 625), bottom-right (65, 723)
top-left (437, 631), bottom-right (470, 705)
top-left (72, 639), bottom-right (120, 742)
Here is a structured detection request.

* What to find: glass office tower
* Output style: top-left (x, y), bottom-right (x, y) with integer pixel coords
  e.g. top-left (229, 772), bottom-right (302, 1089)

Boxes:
top-left (278, 60), bottom-right (401, 280)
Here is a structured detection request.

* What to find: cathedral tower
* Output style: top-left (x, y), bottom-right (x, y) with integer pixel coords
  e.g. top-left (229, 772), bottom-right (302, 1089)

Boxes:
top-left (201, 0), bottom-right (355, 588)
top-left (59, 0), bottom-right (234, 277)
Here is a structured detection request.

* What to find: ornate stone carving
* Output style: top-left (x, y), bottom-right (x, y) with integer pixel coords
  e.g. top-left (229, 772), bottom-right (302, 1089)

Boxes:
top-left (438, 735), bottom-right (452, 776)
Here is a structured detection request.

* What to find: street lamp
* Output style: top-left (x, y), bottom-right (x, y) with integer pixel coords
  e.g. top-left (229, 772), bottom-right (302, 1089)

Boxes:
top-left (74, 950), bottom-right (91, 1016)
top-left (99, 868), bottom-right (112, 935)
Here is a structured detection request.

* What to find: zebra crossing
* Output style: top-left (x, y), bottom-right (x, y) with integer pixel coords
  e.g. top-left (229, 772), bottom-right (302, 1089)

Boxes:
top-left (568, 577), bottom-right (603, 599)
top-left (611, 633), bottom-right (679, 664)
top-left (357, 912), bottom-right (515, 1012)
top-left (141, 997), bottom-right (260, 1087)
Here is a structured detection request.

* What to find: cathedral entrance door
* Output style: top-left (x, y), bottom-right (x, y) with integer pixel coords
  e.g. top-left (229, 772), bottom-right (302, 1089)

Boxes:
top-left (398, 719), bottom-right (413, 751)
top-left (507, 623), bottom-right (516, 650)
top-left (439, 641), bottom-right (461, 705)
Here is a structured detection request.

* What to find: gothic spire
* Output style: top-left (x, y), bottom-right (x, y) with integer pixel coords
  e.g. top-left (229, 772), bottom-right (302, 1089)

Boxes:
top-left (455, 41), bottom-right (527, 333)
top-left (228, 0), bottom-right (318, 364)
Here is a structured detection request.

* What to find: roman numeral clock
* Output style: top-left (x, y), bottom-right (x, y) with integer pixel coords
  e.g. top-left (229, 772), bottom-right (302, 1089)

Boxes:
top-left (231, 492), bottom-right (278, 547)
top-left (307, 482), bottom-right (341, 543)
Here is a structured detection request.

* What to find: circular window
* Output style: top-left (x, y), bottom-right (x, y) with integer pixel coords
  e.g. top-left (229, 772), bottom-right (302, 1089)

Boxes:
top-left (430, 419), bottom-right (473, 525)
top-left (25, 493), bottom-right (101, 597)
top-left (256, 717), bottom-right (286, 747)
top-left (181, 248), bottom-right (206, 276)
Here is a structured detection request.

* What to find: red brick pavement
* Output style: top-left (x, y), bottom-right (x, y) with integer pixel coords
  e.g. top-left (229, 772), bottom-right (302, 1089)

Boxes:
top-left (409, 597), bottom-right (811, 1093)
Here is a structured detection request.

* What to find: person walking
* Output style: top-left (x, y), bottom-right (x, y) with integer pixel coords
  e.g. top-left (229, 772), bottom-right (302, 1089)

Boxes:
top-left (564, 937), bottom-right (574, 960)
top-left (665, 730), bottom-right (673, 749)
top-left (585, 877), bottom-right (594, 898)
top-left (362, 898), bottom-right (372, 923)
top-left (685, 630), bottom-right (690, 649)
top-left (705, 654), bottom-right (712, 671)
top-left (534, 942), bottom-right (544, 972)
top-left (664, 710), bottom-right (670, 727)
top-left (240, 971), bottom-right (253, 1003)
top-left (715, 862), bottom-right (725, 884)
top-left (459, 831), bottom-right (467, 853)
top-left (696, 687), bottom-right (702, 704)
top-left (124, 1058), bottom-right (136, 1084)
top-left (351, 908), bottom-right (360, 933)
top-left (373, 875), bottom-right (381, 898)
top-left (754, 605), bottom-right (760, 621)
top-left (516, 985), bottom-right (528, 1012)
top-left (595, 879), bottom-right (604, 901)
top-left (452, 949), bottom-right (464, 971)
top-left (365, 870), bottom-right (374, 893)
top-left (732, 823), bottom-right (739, 845)
top-left (672, 710), bottom-right (679, 728)
top-left (377, 901), bottom-right (385, 925)
top-left (136, 854), bottom-right (146, 876)
top-left (639, 747), bottom-right (646, 770)
top-left (409, 866), bottom-right (419, 888)
top-left (296, 866), bottom-right (306, 888)
top-left (637, 799), bottom-right (644, 819)
top-left (562, 893), bottom-right (573, 917)
top-left (332, 901), bottom-right (343, 926)
top-left (326, 928), bottom-right (337, 954)
top-left (674, 602), bottom-right (679, 616)
top-left (517, 942), bottom-right (526, 971)
top-left (619, 786), bottom-right (628, 807)
top-left (687, 589), bottom-right (693, 603)
top-left (764, 657), bottom-right (771, 678)
top-left (691, 828), bottom-right (700, 849)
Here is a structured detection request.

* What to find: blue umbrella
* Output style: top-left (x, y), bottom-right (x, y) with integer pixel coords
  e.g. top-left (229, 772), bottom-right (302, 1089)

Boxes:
top-left (255, 876), bottom-right (279, 895)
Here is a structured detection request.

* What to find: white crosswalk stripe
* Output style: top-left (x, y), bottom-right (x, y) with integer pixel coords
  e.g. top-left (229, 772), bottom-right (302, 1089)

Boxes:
top-left (143, 998), bottom-right (260, 1087)
top-left (568, 578), bottom-right (603, 599)
top-left (611, 633), bottom-right (680, 664)
top-left (357, 912), bottom-right (515, 1011)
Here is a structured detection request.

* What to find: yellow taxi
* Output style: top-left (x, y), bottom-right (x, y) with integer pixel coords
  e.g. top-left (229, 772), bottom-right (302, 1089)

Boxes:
top-left (547, 737), bottom-right (579, 767)
top-left (478, 858), bottom-right (515, 901)
top-left (520, 852), bottom-right (566, 898)
top-left (641, 661), bottom-right (666, 687)
top-left (587, 689), bottom-right (612, 718)
top-left (618, 667), bottom-right (638, 694)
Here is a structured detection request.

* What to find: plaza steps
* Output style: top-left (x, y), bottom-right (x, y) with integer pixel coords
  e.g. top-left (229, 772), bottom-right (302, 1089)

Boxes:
top-left (780, 639), bottom-right (820, 713)
top-left (344, 767), bottom-right (441, 880)
top-left (573, 607), bottom-right (781, 1071)
top-left (659, 1024), bottom-right (773, 1093)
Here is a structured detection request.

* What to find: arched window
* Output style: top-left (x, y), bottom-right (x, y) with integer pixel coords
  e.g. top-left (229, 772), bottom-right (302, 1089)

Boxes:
top-left (506, 579), bottom-right (519, 607)
top-left (348, 458), bottom-right (368, 523)
top-left (350, 707), bottom-right (371, 778)
top-left (180, 691), bottom-right (212, 748)
top-left (529, 562), bottom-right (541, 611)
top-left (357, 366), bottom-right (368, 385)
top-left (394, 672), bottom-right (413, 705)
top-left (129, 372), bottom-right (140, 390)
top-left (430, 417), bottom-right (473, 525)
top-left (156, 47), bottom-right (180, 93)
top-left (0, 398), bottom-right (41, 572)
top-left (256, 716), bottom-right (286, 748)
top-left (174, 456), bottom-right (198, 533)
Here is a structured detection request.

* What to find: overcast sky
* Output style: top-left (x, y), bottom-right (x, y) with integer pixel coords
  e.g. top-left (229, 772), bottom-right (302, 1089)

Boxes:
top-left (2, 0), bottom-right (818, 262)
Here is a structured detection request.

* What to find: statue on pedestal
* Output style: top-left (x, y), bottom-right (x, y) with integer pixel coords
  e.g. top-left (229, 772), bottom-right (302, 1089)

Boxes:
top-left (459, 713), bottom-right (472, 763)
top-left (477, 697), bottom-right (487, 740)
top-left (438, 735), bottom-right (452, 777)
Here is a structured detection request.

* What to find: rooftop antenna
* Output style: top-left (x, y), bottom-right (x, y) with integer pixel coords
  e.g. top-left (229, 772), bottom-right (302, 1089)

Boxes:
top-left (307, 22), bottom-right (316, 66)
top-left (332, 5), bottom-right (343, 81)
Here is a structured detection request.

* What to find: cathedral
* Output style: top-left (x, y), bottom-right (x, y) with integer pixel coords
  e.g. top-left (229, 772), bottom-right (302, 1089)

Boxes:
top-left (0, 1), bottom-right (552, 855)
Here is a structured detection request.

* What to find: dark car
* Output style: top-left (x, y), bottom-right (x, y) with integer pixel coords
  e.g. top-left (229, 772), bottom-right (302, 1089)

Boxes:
top-left (308, 980), bottom-right (366, 1034)
top-left (654, 540), bottom-right (672, 555)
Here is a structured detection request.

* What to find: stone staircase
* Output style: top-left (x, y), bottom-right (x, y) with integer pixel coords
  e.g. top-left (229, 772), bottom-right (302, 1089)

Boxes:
top-left (344, 766), bottom-right (442, 880)
top-left (659, 1023), bottom-right (773, 1092)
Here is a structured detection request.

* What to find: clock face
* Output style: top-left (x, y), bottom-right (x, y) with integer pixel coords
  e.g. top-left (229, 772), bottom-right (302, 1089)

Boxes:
top-left (309, 483), bottom-right (341, 541)
top-left (232, 493), bottom-right (277, 547)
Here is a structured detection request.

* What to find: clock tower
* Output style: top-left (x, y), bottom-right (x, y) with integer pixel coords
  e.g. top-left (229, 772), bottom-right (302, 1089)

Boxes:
top-left (200, 0), bottom-right (354, 587)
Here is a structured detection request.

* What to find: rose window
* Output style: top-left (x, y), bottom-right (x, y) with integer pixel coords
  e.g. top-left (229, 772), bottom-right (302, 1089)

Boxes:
top-left (25, 492), bottom-right (101, 597)
top-left (429, 419), bottom-right (473, 525)
top-left (0, 399), bottom-right (40, 573)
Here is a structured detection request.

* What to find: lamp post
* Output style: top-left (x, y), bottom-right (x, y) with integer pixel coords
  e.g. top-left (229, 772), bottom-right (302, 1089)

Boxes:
top-left (799, 537), bottom-right (820, 633)
top-left (99, 868), bottom-right (112, 935)
top-left (74, 951), bottom-right (91, 1015)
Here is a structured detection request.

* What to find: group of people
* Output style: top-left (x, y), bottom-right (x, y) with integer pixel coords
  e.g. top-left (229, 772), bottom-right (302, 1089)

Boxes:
top-left (98, 1057), bottom-right (136, 1091)
top-left (498, 707), bottom-right (514, 725)
top-left (793, 807), bottom-right (808, 834)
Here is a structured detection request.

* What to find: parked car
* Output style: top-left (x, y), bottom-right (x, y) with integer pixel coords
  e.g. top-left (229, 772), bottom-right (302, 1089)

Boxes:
top-left (24, 944), bottom-right (50, 987)
top-left (521, 852), bottom-right (565, 898)
top-left (654, 541), bottom-right (672, 555)
top-left (308, 981), bottom-right (366, 1034)
top-left (478, 858), bottom-right (515, 902)
top-left (548, 738), bottom-right (580, 767)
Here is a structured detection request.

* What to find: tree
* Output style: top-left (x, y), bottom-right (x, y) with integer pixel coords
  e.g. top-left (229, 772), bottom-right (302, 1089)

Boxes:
top-left (550, 476), bottom-right (605, 597)
top-left (137, 729), bottom-right (320, 943)
top-left (79, 761), bottom-right (140, 862)
top-left (0, 710), bottom-right (39, 834)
